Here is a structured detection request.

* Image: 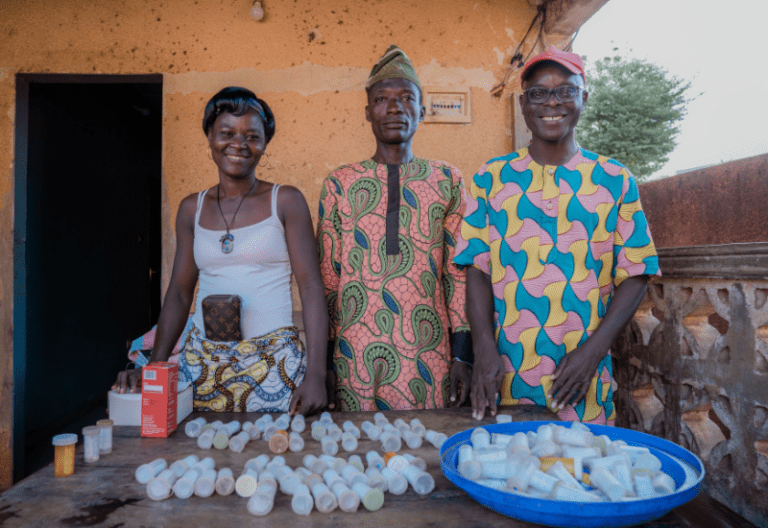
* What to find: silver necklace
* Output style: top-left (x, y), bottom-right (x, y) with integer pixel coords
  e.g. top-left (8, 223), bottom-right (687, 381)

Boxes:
top-left (216, 179), bottom-right (258, 254)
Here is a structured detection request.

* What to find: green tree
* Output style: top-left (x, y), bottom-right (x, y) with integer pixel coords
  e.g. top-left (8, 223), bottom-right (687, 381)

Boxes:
top-left (576, 53), bottom-right (693, 180)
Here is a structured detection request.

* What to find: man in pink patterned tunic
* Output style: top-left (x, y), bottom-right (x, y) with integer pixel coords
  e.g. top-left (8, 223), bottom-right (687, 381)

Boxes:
top-left (316, 45), bottom-right (473, 411)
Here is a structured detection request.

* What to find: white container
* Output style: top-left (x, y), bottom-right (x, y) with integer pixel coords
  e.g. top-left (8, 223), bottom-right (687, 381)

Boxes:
top-left (82, 426), bottom-right (100, 463)
top-left (347, 454), bottom-right (365, 473)
top-left (361, 421), bottom-right (382, 440)
top-left (96, 419), bottom-right (114, 454)
top-left (331, 481), bottom-right (359, 512)
top-left (136, 458), bottom-right (167, 484)
top-left (170, 455), bottom-right (200, 478)
top-left (292, 483), bottom-right (314, 515)
top-left (381, 467), bottom-right (408, 495)
top-left (365, 467), bottom-right (388, 492)
top-left (215, 468), bottom-right (235, 496)
top-left (195, 468), bottom-right (217, 497)
top-left (108, 381), bottom-right (193, 426)
top-left (401, 464), bottom-right (435, 495)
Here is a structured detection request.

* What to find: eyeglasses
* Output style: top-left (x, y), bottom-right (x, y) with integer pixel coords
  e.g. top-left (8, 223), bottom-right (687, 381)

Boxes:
top-left (524, 85), bottom-right (583, 104)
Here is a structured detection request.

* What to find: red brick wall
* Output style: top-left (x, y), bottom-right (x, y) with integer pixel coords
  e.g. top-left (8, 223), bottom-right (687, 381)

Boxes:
top-left (638, 154), bottom-right (768, 248)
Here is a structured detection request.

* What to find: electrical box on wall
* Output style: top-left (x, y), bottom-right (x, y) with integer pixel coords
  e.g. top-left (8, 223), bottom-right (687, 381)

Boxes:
top-left (423, 87), bottom-right (471, 124)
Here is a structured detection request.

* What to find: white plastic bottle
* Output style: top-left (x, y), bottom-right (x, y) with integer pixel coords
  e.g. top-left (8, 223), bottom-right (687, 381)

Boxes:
top-left (361, 421), bottom-right (382, 441)
top-left (214, 468), bottom-right (235, 496)
top-left (291, 483), bottom-right (314, 515)
top-left (172, 467), bottom-right (202, 499)
top-left (247, 486), bottom-right (276, 516)
top-left (184, 417), bottom-right (207, 438)
top-left (136, 458), bottom-right (167, 484)
top-left (229, 430), bottom-right (251, 453)
top-left (366, 451), bottom-right (386, 470)
top-left (365, 466), bottom-right (388, 492)
top-left (147, 469), bottom-right (178, 501)
top-left (331, 480), bottom-right (359, 512)
top-left (289, 431), bottom-right (305, 452)
top-left (381, 467), bottom-right (408, 495)
top-left (310, 481), bottom-right (338, 513)
top-left (402, 464), bottom-right (435, 495)
top-left (351, 481), bottom-right (384, 511)
top-left (194, 468), bottom-right (217, 497)
top-left (170, 455), bottom-right (200, 478)
top-left (235, 468), bottom-right (259, 498)
top-left (341, 431), bottom-right (358, 452)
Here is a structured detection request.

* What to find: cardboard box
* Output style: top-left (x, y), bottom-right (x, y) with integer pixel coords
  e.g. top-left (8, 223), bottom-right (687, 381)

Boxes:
top-left (141, 362), bottom-right (178, 437)
top-left (108, 382), bottom-right (193, 426)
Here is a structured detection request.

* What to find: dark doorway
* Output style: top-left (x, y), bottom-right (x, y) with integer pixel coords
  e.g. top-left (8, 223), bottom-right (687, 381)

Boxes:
top-left (13, 75), bottom-right (162, 481)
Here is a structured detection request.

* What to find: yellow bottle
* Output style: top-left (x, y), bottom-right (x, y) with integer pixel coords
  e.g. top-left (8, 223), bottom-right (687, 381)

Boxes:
top-left (52, 434), bottom-right (78, 477)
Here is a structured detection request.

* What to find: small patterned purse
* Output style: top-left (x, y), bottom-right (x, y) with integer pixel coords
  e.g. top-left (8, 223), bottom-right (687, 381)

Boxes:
top-left (201, 294), bottom-right (243, 342)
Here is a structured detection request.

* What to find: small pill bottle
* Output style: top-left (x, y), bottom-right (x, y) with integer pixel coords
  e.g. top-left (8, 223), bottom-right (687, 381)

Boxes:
top-left (269, 430), bottom-right (289, 454)
top-left (82, 426), bottom-right (101, 463)
top-left (52, 433), bottom-right (78, 477)
top-left (96, 419), bottom-right (114, 455)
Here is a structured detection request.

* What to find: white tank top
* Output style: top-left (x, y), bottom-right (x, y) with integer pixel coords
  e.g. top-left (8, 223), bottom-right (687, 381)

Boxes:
top-left (192, 184), bottom-right (293, 339)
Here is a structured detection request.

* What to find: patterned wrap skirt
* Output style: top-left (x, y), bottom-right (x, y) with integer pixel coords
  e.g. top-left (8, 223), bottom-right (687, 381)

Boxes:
top-left (178, 323), bottom-right (305, 412)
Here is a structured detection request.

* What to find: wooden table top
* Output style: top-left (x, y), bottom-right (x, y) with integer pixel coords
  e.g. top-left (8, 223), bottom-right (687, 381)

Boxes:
top-left (0, 406), bottom-right (753, 527)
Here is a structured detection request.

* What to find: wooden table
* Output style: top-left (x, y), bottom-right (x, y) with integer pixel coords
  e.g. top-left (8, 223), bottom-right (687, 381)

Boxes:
top-left (0, 406), bottom-right (753, 527)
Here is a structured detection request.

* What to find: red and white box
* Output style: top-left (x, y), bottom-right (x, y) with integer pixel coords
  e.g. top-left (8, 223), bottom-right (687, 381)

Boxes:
top-left (141, 362), bottom-right (178, 438)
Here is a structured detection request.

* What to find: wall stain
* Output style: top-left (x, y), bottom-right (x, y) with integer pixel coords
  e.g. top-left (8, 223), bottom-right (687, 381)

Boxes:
top-left (61, 498), bottom-right (141, 527)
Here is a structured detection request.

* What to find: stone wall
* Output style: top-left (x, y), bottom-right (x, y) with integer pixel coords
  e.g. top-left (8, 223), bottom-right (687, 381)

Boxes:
top-left (614, 160), bottom-right (768, 525)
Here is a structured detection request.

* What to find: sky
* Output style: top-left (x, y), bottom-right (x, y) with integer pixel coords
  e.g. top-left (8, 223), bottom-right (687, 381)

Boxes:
top-left (574, 0), bottom-right (768, 179)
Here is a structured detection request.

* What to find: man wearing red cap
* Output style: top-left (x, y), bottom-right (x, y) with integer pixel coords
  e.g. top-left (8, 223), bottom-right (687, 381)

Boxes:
top-left (454, 46), bottom-right (660, 424)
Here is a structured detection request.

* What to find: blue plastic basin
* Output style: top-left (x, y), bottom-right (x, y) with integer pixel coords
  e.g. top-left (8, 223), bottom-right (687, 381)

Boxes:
top-left (440, 421), bottom-right (704, 527)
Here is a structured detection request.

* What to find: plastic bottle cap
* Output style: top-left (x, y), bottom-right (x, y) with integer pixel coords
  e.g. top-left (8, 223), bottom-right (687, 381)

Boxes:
top-left (382, 452), bottom-right (396, 464)
top-left (215, 477), bottom-right (234, 496)
top-left (52, 433), bottom-right (78, 446)
top-left (386, 455), bottom-right (410, 474)
top-left (195, 477), bottom-right (215, 498)
top-left (387, 473), bottom-right (408, 495)
top-left (173, 479), bottom-right (195, 499)
top-left (147, 479), bottom-right (171, 501)
top-left (247, 493), bottom-right (274, 516)
top-left (337, 489), bottom-right (359, 512)
top-left (96, 419), bottom-right (114, 427)
top-left (291, 493), bottom-right (314, 515)
top-left (362, 487), bottom-right (384, 511)
top-left (82, 426), bottom-right (100, 436)
top-left (269, 432), bottom-right (289, 454)
top-left (236, 475), bottom-right (258, 498)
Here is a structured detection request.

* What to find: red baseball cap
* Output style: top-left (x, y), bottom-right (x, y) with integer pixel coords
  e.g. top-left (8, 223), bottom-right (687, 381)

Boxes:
top-left (521, 45), bottom-right (585, 83)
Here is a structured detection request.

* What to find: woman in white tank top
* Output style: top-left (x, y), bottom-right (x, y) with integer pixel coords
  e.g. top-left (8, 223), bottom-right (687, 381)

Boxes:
top-left (113, 87), bottom-right (329, 415)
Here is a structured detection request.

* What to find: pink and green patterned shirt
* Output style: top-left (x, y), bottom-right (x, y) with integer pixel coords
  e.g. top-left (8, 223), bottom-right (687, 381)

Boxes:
top-left (317, 158), bottom-right (470, 411)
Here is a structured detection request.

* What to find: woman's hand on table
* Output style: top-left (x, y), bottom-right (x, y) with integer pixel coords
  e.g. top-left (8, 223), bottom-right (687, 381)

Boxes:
top-left (112, 368), bottom-right (141, 394)
top-left (447, 360), bottom-right (472, 407)
top-left (289, 371), bottom-right (327, 417)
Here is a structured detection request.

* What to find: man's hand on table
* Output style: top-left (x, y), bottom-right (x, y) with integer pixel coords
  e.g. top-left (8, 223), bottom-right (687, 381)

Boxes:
top-left (447, 360), bottom-right (472, 407)
top-left (548, 339), bottom-right (605, 411)
top-left (470, 351), bottom-right (504, 420)
top-left (112, 368), bottom-right (141, 394)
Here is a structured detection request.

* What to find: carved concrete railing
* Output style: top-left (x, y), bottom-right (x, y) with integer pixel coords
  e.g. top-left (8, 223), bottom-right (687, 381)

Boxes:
top-left (612, 242), bottom-right (768, 527)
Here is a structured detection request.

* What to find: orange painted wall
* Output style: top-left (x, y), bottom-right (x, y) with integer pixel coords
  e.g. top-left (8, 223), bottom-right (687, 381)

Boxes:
top-left (0, 0), bottom-right (577, 486)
